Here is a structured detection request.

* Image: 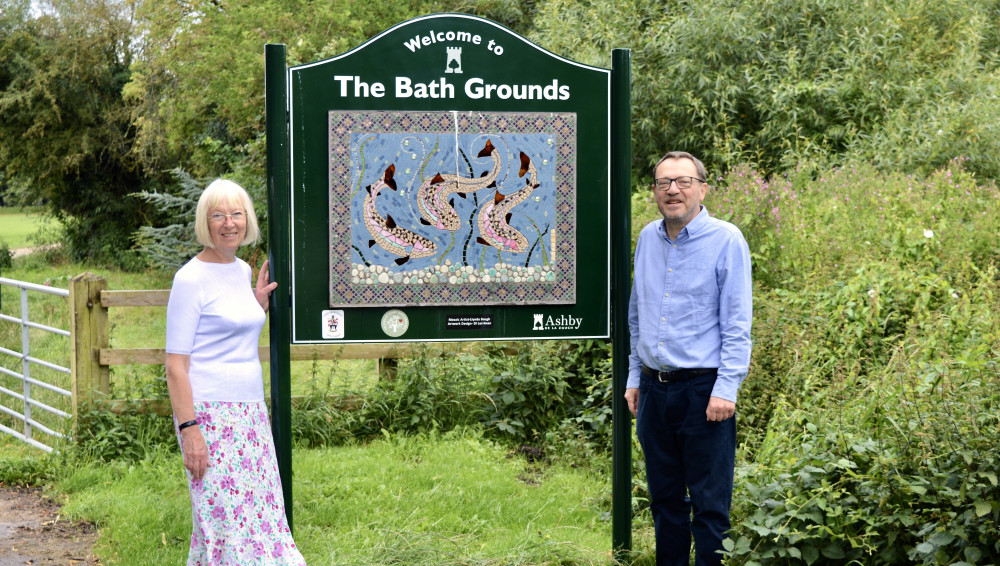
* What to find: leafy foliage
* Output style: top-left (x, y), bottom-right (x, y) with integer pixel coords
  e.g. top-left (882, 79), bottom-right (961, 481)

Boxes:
top-left (531, 0), bottom-right (1000, 179)
top-left (0, 242), bottom-right (12, 270)
top-left (126, 0), bottom-right (472, 179)
top-left (0, 0), bottom-right (167, 266)
top-left (0, 453), bottom-right (55, 485)
top-left (716, 158), bottom-right (1000, 564)
top-left (130, 169), bottom-right (206, 270)
top-left (72, 403), bottom-right (176, 464)
top-left (486, 342), bottom-right (572, 439)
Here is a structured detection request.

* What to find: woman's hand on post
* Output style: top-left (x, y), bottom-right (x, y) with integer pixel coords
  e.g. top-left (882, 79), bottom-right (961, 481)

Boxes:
top-left (255, 259), bottom-right (278, 311)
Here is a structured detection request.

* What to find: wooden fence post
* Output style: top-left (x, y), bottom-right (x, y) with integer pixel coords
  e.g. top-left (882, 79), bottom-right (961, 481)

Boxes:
top-left (70, 272), bottom-right (109, 418)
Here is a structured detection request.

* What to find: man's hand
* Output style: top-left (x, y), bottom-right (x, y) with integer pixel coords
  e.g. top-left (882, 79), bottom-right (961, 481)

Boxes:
top-left (255, 259), bottom-right (279, 312)
top-left (706, 396), bottom-right (735, 422)
top-left (625, 387), bottom-right (639, 417)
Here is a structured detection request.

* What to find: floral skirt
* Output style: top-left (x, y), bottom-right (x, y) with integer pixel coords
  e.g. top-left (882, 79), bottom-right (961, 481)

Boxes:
top-left (178, 401), bottom-right (306, 565)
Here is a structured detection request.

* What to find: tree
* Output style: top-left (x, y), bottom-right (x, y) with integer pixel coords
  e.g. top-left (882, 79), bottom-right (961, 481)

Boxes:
top-left (529, 0), bottom-right (1000, 179)
top-left (126, 0), bottom-right (478, 183)
top-left (0, 0), bottom-right (164, 265)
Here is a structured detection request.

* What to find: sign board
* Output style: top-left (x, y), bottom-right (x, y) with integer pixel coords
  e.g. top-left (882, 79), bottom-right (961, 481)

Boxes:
top-left (267, 16), bottom-right (632, 555)
top-left (285, 14), bottom-right (611, 343)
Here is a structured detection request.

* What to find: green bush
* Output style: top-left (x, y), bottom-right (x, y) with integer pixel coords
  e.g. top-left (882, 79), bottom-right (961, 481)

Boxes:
top-left (486, 341), bottom-right (608, 442)
top-left (0, 453), bottom-right (55, 485)
top-left (72, 403), bottom-right (176, 463)
top-left (366, 346), bottom-right (494, 435)
top-left (0, 241), bottom-right (12, 270)
top-left (728, 345), bottom-right (1000, 564)
top-left (290, 346), bottom-right (498, 445)
top-left (724, 166), bottom-right (1000, 564)
top-left (291, 394), bottom-right (356, 449)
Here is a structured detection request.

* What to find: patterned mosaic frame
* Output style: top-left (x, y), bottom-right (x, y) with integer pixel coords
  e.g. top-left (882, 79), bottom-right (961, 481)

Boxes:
top-left (328, 111), bottom-right (577, 307)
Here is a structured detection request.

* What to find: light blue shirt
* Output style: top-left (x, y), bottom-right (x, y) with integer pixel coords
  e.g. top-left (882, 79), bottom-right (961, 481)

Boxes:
top-left (627, 206), bottom-right (753, 402)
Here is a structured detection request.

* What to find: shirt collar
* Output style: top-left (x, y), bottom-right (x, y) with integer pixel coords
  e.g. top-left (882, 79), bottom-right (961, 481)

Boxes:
top-left (659, 205), bottom-right (709, 241)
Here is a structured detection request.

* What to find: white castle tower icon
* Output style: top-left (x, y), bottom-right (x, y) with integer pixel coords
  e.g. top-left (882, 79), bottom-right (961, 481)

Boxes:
top-left (445, 46), bottom-right (463, 74)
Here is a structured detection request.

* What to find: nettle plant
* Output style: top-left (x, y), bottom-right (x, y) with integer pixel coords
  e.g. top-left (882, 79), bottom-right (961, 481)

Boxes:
top-left (725, 265), bottom-right (1000, 565)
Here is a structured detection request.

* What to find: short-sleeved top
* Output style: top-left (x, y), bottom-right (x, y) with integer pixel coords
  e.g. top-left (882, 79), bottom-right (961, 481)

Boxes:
top-left (165, 257), bottom-right (266, 402)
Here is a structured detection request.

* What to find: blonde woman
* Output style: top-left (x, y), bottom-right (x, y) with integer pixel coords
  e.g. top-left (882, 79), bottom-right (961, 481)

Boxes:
top-left (165, 179), bottom-right (305, 565)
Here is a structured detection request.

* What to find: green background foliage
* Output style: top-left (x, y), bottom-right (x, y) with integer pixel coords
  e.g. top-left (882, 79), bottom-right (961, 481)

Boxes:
top-left (0, 0), bottom-right (166, 266)
top-left (531, 0), bottom-right (1000, 178)
top-left (6, 0), bottom-right (1000, 263)
top-left (2, 0), bottom-right (1000, 564)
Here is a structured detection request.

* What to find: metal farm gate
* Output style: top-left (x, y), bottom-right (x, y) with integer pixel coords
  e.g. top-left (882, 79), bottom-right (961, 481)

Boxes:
top-left (0, 277), bottom-right (73, 452)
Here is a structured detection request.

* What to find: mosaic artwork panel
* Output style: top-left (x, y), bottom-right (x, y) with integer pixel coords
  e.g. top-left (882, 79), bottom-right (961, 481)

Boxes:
top-left (329, 111), bottom-right (577, 307)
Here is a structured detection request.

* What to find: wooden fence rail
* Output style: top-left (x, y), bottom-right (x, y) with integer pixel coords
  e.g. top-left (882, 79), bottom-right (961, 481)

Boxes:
top-left (70, 273), bottom-right (511, 417)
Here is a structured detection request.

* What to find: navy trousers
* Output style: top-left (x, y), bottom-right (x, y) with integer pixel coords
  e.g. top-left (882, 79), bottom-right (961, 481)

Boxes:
top-left (636, 370), bottom-right (736, 566)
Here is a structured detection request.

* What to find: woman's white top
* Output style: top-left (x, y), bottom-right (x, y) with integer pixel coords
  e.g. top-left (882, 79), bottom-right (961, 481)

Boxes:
top-left (165, 257), bottom-right (266, 402)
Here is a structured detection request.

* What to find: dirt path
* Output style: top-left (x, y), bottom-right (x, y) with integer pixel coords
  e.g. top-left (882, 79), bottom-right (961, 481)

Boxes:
top-left (0, 486), bottom-right (99, 565)
top-left (10, 246), bottom-right (57, 259)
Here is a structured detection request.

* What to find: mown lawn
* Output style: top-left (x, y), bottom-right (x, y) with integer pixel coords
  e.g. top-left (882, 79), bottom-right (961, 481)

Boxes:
top-left (55, 430), bottom-right (624, 565)
top-left (0, 207), bottom-right (56, 250)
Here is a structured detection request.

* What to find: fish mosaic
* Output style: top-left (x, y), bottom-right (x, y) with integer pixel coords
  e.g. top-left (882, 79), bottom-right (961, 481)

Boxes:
top-left (329, 111), bottom-right (578, 307)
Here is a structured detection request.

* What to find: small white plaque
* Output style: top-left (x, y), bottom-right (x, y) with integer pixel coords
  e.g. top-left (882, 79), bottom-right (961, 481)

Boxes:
top-left (321, 310), bottom-right (344, 339)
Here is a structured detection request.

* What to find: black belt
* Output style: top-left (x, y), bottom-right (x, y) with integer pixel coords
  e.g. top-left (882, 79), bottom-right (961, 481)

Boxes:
top-left (641, 365), bottom-right (717, 383)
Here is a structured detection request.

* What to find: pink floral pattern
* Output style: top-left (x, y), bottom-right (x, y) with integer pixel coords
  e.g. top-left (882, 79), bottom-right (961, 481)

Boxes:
top-left (178, 401), bottom-right (305, 565)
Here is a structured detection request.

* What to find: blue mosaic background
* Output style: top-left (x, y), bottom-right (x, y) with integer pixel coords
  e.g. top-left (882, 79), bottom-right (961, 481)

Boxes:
top-left (349, 132), bottom-right (557, 272)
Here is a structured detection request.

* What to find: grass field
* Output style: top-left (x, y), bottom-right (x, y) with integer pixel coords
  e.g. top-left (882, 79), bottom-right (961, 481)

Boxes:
top-left (0, 207), bottom-right (56, 250)
top-left (53, 430), bottom-right (628, 565)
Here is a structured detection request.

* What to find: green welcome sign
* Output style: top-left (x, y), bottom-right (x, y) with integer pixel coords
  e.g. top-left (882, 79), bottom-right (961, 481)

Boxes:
top-left (266, 13), bottom-right (633, 555)
top-left (276, 14), bottom-right (611, 343)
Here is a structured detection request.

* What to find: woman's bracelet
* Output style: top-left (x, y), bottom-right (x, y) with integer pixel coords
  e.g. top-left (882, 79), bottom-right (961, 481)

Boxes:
top-left (177, 419), bottom-right (199, 432)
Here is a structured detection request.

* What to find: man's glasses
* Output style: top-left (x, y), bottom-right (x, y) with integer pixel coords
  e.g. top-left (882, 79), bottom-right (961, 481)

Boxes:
top-left (209, 211), bottom-right (245, 223)
top-left (653, 176), bottom-right (705, 191)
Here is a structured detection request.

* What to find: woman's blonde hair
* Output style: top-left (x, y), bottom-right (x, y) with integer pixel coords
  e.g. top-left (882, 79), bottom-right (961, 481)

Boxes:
top-left (194, 179), bottom-right (261, 248)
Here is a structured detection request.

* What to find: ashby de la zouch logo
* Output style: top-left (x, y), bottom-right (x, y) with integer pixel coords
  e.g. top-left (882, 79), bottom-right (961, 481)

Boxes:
top-left (533, 314), bottom-right (583, 331)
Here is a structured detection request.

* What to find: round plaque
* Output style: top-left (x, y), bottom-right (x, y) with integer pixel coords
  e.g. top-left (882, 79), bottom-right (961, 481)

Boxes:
top-left (380, 309), bottom-right (409, 337)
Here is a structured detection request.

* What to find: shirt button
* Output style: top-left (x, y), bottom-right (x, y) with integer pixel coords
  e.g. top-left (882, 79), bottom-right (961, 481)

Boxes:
top-left (661, 317), bottom-right (666, 322)
top-left (659, 342), bottom-right (664, 346)
top-left (668, 268), bottom-right (673, 272)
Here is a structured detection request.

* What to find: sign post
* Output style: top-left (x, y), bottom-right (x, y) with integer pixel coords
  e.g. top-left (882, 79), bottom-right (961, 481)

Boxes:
top-left (264, 42), bottom-right (294, 528)
top-left (610, 47), bottom-right (633, 559)
top-left (266, 13), bottom-right (631, 553)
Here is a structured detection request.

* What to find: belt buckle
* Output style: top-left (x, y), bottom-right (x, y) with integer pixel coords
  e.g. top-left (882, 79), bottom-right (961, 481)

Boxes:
top-left (656, 370), bottom-right (673, 383)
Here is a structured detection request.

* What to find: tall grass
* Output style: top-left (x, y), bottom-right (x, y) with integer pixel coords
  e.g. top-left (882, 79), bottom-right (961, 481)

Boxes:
top-left (702, 158), bottom-right (1000, 564)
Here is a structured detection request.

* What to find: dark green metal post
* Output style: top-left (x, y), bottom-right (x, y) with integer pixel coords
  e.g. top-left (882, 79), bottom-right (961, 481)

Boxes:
top-left (611, 48), bottom-right (633, 560)
top-left (265, 43), bottom-right (294, 530)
